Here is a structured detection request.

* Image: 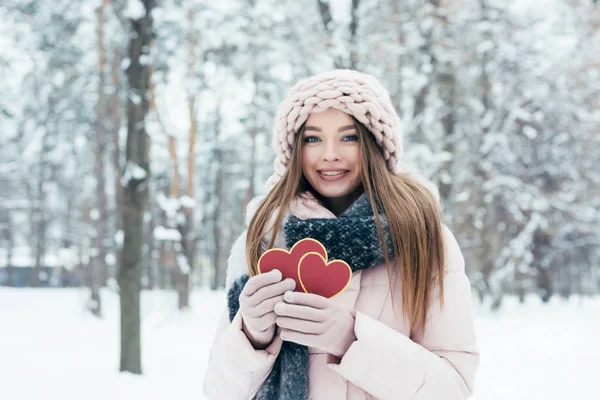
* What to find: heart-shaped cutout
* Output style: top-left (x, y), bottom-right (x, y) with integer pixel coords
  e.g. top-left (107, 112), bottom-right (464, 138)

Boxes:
top-left (258, 238), bottom-right (327, 292)
top-left (298, 252), bottom-right (352, 299)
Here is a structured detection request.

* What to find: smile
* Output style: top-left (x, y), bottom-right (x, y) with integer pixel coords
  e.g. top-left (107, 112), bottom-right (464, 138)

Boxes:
top-left (318, 170), bottom-right (349, 181)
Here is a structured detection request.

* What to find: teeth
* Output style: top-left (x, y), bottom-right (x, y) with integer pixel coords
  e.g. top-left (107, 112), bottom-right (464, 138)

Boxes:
top-left (320, 171), bottom-right (345, 176)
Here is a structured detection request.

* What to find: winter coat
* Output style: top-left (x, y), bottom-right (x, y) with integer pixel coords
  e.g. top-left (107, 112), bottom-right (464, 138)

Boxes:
top-left (203, 193), bottom-right (480, 399)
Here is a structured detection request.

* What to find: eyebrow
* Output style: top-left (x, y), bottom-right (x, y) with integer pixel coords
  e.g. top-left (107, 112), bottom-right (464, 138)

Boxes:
top-left (304, 124), bottom-right (356, 132)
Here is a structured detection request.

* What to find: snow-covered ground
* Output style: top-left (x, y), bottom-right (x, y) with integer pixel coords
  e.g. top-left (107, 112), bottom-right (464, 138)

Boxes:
top-left (1, 287), bottom-right (597, 400)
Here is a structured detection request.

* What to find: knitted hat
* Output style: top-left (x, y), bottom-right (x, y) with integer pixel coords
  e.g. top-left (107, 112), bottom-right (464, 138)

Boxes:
top-left (265, 69), bottom-right (404, 191)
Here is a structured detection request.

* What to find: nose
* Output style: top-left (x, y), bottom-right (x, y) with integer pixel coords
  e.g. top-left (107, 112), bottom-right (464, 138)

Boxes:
top-left (322, 142), bottom-right (341, 162)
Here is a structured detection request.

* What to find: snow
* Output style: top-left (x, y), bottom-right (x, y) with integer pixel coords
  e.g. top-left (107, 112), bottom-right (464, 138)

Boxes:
top-left (128, 91), bottom-right (142, 105)
top-left (523, 125), bottom-right (538, 140)
top-left (1, 0), bottom-right (598, 396)
top-left (121, 161), bottom-right (148, 187)
top-left (156, 192), bottom-right (181, 219)
top-left (105, 253), bottom-right (117, 266)
top-left (57, 246), bottom-right (79, 271)
top-left (124, 0), bottom-right (146, 21)
top-left (90, 208), bottom-right (100, 221)
top-left (0, 247), bottom-right (59, 267)
top-left (473, 296), bottom-right (598, 399)
top-left (177, 253), bottom-right (191, 275)
top-left (140, 54), bottom-right (151, 66)
top-left (153, 225), bottom-right (182, 241)
top-left (179, 195), bottom-right (196, 209)
top-left (0, 288), bottom-right (597, 399)
top-left (114, 230), bottom-right (124, 247)
top-left (120, 57), bottom-right (131, 71)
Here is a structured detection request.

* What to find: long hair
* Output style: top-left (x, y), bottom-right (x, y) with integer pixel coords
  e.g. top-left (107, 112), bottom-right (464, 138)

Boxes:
top-left (245, 117), bottom-right (445, 335)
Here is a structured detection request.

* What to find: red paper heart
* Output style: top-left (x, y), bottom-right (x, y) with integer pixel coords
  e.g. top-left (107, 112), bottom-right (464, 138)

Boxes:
top-left (298, 252), bottom-right (352, 299)
top-left (258, 238), bottom-right (327, 292)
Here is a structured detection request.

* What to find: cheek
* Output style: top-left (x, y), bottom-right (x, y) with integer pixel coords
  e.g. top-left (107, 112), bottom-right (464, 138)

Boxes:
top-left (345, 148), bottom-right (361, 169)
top-left (301, 148), bottom-right (318, 170)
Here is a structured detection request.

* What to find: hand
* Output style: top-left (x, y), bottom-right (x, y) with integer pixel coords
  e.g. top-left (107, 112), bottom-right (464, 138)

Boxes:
top-left (274, 291), bottom-right (357, 358)
top-left (239, 270), bottom-right (296, 349)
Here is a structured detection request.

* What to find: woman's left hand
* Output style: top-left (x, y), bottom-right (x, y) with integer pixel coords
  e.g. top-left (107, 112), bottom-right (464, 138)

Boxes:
top-left (274, 291), bottom-right (357, 358)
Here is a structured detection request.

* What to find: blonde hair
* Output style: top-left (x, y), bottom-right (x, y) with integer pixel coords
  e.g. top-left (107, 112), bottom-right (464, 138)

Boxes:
top-left (246, 118), bottom-right (445, 334)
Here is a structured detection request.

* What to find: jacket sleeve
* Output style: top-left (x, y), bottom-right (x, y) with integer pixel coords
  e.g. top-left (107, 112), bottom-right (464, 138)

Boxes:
top-left (203, 309), bottom-right (283, 400)
top-left (328, 226), bottom-right (480, 400)
top-left (203, 230), bottom-right (283, 400)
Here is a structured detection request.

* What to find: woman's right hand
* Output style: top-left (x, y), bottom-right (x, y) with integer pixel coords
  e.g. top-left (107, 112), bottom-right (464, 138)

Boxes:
top-left (239, 269), bottom-right (296, 349)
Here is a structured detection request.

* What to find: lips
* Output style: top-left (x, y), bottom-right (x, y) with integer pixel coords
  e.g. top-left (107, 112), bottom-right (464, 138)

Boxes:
top-left (318, 169), bottom-right (349, 176)
top-left (317, 169), bottom-right (349, 181)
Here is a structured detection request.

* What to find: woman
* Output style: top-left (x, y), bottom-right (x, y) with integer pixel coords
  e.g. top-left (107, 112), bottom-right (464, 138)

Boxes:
top-left (203, 69), bottom-right (480, 399)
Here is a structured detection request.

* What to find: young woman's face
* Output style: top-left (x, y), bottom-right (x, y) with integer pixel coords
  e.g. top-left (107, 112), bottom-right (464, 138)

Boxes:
top-left (301, 108), bottom-right (363, 202)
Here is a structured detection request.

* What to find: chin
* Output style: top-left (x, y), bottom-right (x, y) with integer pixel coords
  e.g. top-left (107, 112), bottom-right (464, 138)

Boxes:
top-left (315, 188), bottom-right (353, 199)
top-left (309, 181), bottom-right (362, 200)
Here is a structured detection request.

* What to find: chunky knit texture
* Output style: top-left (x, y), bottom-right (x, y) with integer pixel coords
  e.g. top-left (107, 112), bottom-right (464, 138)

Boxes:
top-left (265, 69), bottom-right (404, 190)
top-left (227, 193), bottom-right (395, 399)
top-left (284, 194), bottom-right (395, 270)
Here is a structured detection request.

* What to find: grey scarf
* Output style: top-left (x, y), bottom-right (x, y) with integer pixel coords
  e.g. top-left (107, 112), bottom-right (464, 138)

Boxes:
top-left (227, 193), bottom-right (394, 399)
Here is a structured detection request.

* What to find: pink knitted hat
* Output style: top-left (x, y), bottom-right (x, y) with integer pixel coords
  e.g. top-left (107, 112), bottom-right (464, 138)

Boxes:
top-left (265, 69), bottom-right (404, 191)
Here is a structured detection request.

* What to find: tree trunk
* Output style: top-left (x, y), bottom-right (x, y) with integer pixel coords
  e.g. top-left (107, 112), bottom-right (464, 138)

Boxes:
top-left (158, 210), bottom-right (168, 290)
top-left (431, 1), bottom-right (456, 204)
top-left (111, 46), bottom-right (123, 286)
top-left (211, 105), bottom-right (224, 290)
top-left (176, 265), bottom-right (190, 310)
top-left (178, 7), bottom-right (198, 309)
top-left (316, 0), bottom-right (344, 68)
top-left (244, 71), bottom-right (259, 212)
top-left (148, 62), bottom-right (181, 298)
top-left (90, 0), bottom-right (110, 318)
top-left (533, 229), bottom-right (553, 302)
top-left (112, 47), bottom-right (122, 232)
top-left (436, 68), bottom-right (456, 203)
top-left (145, 200), bottom-right (156, 290)
top-left (119, 0), bottom-right (155, 375)
top-left (60, 188), bottom-right (76, 287)
top-left (349, 0), bottom-right (360, 69)
top-left (31, 200), bottom-right (43, 288)
top-left (4, 213), bottom-right (14, 287)
top-left (244, 127), bottom-right (257, 212)
top-left (411, 3), bottom-right (435, 145)
top-left (31, 129), bottom-right (50, 288)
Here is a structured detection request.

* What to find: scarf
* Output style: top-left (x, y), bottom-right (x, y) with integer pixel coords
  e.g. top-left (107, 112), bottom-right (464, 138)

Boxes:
top-left (226, 193), bottom-right (394, 399)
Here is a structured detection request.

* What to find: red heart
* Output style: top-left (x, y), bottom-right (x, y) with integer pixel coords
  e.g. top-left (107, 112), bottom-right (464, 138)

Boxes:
top-left (298, 252), bottom-right (352, 299)
top-left (258, 238), bottom-right (327, 292)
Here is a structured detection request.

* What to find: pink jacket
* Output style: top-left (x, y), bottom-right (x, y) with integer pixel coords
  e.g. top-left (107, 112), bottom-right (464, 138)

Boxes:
top-left (203, 194), bottom-right (480, 399)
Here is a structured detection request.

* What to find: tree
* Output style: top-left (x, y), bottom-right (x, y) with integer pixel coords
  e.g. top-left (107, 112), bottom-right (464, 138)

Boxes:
top-left (118, 0), bottom-right (155, 374)
top-left (88, 0), bottom-right (111, 318)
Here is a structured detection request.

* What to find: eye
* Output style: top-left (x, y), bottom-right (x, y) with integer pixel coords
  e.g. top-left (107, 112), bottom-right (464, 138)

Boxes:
top-left (304, 136), bottom-right (320, 143)
top-left (343, 134), bottom-right (358, 142)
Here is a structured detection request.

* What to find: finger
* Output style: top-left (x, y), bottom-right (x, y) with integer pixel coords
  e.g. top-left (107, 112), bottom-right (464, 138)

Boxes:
top-left (280, 329), bottom-right (319, 348)
top-left (242, 269), bottom-right (283, 297)
top-left (249, 312), bottom-right (278, 332)
top-left (249, 278), bottom-right (296, 306)
top-left (274, 302), bottom-right (326, 322)
top-left (243, 315), bottom-right (273, 334)
top-left (276, 316), bottom-right (324, 335)
top-left (283, 291), bottom-right (330, 309)
top-left (250, 294), bottom-right (285, 317)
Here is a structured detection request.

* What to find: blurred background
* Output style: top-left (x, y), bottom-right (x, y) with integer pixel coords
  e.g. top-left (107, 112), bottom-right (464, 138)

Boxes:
top-left (0, 0), bottom-right (598, 399)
